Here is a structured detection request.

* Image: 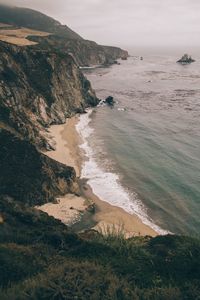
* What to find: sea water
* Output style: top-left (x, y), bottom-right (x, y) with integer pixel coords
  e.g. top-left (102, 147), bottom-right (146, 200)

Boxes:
top-left (77, 53), bottom-right (200, 235)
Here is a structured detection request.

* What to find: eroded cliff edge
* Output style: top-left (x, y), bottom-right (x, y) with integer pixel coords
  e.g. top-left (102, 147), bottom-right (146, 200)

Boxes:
top-left (0, 42), bottom-right (99, 148)
top-left (0, 39), bottom-right (100, 205)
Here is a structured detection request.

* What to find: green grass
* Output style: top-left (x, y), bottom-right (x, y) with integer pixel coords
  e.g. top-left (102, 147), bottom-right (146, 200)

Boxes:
top-left (0, 196), bottom-right (200, 299)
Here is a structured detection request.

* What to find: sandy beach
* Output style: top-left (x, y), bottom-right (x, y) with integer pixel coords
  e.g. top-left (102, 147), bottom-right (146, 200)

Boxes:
top-left (39, 115), bottom-right (157, 237)
top-left (36, 194), bottom-right (87, 226)
top-left (37, 117), bottom-right (90, 226)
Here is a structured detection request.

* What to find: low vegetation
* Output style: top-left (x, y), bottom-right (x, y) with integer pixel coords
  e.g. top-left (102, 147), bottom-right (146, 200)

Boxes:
top-left (0, 196), bottom-right (200, 299)
top-left (0, 25), bottom-right (50, 46)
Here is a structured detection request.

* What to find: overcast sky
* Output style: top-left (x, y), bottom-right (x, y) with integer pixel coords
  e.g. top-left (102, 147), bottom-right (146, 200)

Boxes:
top-left (2, 0), bottom-right (200, 49)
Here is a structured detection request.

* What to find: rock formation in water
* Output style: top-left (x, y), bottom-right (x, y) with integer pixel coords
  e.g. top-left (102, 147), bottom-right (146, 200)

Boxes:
top-left (105, 96), bottom-right (115, 106)
top-left (177, 54), bottom-right (195, 64)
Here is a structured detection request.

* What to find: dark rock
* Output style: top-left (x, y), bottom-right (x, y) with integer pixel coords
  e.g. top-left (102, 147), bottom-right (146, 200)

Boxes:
top-left (105, 96), bottom-right (115, 106)
top-left (177, 54), bottom-right (195, 64)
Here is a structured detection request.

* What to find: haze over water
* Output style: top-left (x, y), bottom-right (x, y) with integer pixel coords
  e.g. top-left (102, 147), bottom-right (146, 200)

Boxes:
top-left (83, 53), bottom-right (200, 235)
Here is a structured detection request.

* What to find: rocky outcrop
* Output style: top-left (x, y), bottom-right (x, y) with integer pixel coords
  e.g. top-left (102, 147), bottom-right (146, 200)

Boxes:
top-left (105, 96), bottom-right (115, 106)
top-left (0, 128), bottom-right (78, 206)
top-left (102, 45), bottom-right (129, 63)
top-left (177, 54), bottom-right (195, 64)
top-left (0, 42), bottom-right (99, 148)
top-left (30, 35), bottom-right (128, 67)
top-left (66, 40), bottom-right (129, 66)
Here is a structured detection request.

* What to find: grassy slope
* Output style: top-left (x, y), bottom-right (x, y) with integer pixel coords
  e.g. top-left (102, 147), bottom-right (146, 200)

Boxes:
top-left (0, 196), bottom-right (200, 299)
top-left (0, 26), bottom-right (50, 46)
top-left (0, 4), bottom-right (82, 40)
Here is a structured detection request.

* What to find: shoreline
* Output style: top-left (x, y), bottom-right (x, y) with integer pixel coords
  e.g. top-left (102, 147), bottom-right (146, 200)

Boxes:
top-left (39, 114), bottom-right (158, 237)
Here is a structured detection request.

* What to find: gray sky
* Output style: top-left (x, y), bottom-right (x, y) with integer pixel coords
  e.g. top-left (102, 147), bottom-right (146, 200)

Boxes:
top-left (2, 0), bottom-right (200, 48)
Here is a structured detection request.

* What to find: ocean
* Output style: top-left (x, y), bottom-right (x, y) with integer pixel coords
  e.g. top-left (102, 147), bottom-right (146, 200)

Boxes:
top-left (77, 53), bottom-right (200, 236)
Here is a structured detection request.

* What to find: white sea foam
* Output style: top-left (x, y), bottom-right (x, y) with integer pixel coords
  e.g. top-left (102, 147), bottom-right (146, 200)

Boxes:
top-left (76, 110), bottom-right (170, 235)
top-left (79, 65), bottom-right (102, 70)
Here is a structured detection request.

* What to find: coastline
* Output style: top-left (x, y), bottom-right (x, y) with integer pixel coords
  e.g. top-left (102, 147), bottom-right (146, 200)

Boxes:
top-left (39, 114), bottom-right (158, 237)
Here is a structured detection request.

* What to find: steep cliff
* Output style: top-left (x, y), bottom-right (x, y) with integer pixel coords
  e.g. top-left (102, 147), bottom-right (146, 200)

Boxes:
top-left (0, 129), bottom-right (78, 206)
top-left (0, 30), bottom-right (99, 208)
top-left (0, 41), bottom-right (99, 148)
top-left (62, 40), bottom-right (129, 66)
top-left (0, 4), bottom-right (127, 223)
top-left (30, 35), bottom-right (128, 67)
top-left (102, 45), bottom-right (129, 61)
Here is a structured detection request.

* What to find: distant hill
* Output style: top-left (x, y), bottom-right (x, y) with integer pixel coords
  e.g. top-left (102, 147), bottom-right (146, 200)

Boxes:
top-left (0, 4), bottom-right (128, 66)
top-left (0, 4), bottom-right (83, 40)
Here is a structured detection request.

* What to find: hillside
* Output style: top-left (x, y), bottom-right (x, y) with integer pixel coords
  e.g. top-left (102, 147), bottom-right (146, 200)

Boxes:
top-left (1, 202), bottom-right (200, 299)
top-left (0, 4), bottom-right (83, 40)
top-left (0, 4), bottom-right (128, 66)
top-left (0, 26), bottom-right (50, 46)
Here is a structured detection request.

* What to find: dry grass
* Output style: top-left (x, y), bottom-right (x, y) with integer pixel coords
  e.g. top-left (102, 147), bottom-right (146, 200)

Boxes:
top-left (0, 27), bottom-right (50, 46)
top-left (96, 222), bottom-right (127, 238)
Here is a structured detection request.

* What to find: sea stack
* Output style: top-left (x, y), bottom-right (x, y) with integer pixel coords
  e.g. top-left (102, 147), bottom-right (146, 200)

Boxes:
top-left (177, 54), bottom-right (195, 64)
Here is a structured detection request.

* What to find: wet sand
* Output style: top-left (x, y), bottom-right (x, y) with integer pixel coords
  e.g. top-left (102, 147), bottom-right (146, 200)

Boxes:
top-left (40, 115), bottom-right (157, 237)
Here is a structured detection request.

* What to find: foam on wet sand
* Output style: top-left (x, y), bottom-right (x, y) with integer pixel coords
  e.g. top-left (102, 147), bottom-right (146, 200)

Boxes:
top-left (38, 114), bottom-right (159, 237)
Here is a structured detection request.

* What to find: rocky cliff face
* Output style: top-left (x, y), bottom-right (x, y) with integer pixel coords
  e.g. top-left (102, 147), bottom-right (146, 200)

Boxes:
top-left (63, 40), bottom-right (129, 66)
top-left (0, 129), bottom-right (78, 206)
top-left (102, 45), bottom-right (129, 62)
top-left (0, 39), bottom-right (99, 206)
top-left (0, 41), bottom-right (99, 148)
top-left (30, 35), bottom-right (128, 67)
top-left (0, 4), bottom-right (127, 209)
